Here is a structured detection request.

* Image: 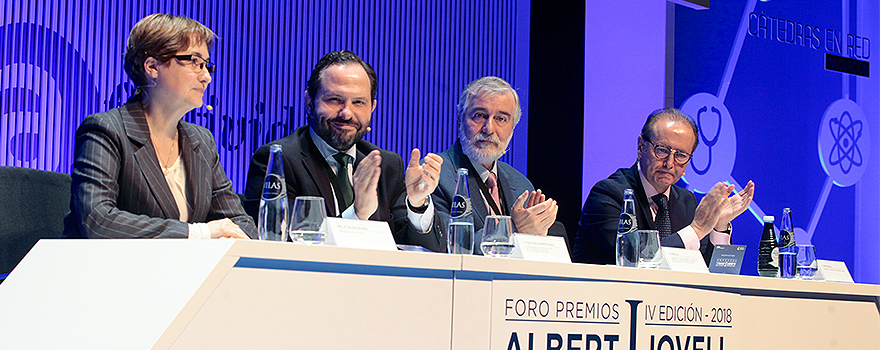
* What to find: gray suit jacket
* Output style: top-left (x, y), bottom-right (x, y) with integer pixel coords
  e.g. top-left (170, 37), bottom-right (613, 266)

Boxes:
top-left (63, 98), bottom-right (256, 238)
top-left (426, 141), bottom-right (567, 253)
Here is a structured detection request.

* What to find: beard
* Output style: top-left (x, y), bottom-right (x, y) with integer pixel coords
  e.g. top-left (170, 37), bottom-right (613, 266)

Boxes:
top-left (307, 106), bottom-right (368, 151)
top-left (459, 127), bottom-right (510, 167)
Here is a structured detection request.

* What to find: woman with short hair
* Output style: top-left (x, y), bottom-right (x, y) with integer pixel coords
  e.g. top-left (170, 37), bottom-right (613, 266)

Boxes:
top-left (64, 14), bottom-right (254, 239)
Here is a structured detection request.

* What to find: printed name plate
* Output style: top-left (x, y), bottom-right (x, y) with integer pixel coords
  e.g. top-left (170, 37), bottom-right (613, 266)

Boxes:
top-left (815, 259), bottom-right (854, 283)
top-left (508, 234), bottom-right (571, 263)
top-left (658, 247), bottom-right (709, 273)
top-left (324, 217), bottom-right (397, 251)
top-left (708, 244), bottom-right (746, 275)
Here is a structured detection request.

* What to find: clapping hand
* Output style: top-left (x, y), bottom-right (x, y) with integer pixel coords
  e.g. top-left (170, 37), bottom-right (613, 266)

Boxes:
top-left (714, 181), bottom-right (755, 231)
top-left (352, 150), bottom-right (382, 220)
top-left (510, 189), bottom-right (558, 236)
top-left (691, 183), bottom-right (732, 237)
top-left (405, 148), bottom-right (443, 207)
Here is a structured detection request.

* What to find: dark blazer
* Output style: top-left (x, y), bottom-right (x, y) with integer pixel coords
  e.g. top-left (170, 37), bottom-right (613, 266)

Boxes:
top-left (244, 126), bottom-right (444, 244)
top-left (429, 141), bottom-right (567, 253)
top-left (63, 98), bottom-right (256, 239)
top-left (573, 163), bottom-right (713, 265)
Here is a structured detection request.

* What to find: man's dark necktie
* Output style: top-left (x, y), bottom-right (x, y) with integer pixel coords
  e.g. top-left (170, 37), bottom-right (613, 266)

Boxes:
top-left (652, 193), bottom-right (672, 238)
top-left (332, 153), bottom-right (354, 209)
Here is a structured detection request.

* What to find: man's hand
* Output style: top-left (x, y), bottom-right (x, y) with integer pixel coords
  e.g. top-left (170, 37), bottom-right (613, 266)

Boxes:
top-left (691, 182), bottom-right (732, 237)
top-left (352, 150), bottom-right (382, 220)
top-left (714, 180), bottom-right (755, 231)
top-left (207, 218), bottom-right (250, 239)
top-left (405, 148), bottom-right (443, 207)
top-left (510, 190), bottom-right (558, 236)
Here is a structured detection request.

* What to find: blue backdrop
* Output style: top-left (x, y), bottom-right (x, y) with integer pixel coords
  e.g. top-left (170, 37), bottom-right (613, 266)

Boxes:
top-left (0, 0), bottom-right (531, 192)
top-left (672, 0), bottom-right (878, 280)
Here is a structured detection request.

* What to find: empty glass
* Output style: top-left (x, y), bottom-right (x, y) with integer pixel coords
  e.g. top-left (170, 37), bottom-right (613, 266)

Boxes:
top-left (796, 244), bottom-right (817, 280)
top-left (638, 230), bottom-right (663, 269)
top-left (289, 196), bottom-right (327, 245)
top-left (481, 215), bottom-right (515, 257)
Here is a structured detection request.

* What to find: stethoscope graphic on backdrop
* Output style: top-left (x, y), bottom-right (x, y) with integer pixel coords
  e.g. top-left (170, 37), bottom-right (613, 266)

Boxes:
top-left (678, 92), bottom-right (737, 195)
top-left (692, 106), bottom-right (722, 175)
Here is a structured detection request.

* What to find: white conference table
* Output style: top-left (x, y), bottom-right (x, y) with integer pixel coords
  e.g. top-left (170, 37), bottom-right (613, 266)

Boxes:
top-left (0, 239), bottom-right (877, 349)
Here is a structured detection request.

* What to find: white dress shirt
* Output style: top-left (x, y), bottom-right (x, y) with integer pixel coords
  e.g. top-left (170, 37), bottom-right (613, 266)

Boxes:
top-left (309, 128), bottom-right (434, 231)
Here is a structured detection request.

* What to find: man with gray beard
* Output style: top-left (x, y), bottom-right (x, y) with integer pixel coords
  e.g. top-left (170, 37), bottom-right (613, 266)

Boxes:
top-left (421, 76), bottom-right (565, 253)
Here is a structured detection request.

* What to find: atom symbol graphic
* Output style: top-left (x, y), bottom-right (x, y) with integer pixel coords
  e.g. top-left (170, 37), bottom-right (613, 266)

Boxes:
top-left (828, 111), bottom-right (864, 174)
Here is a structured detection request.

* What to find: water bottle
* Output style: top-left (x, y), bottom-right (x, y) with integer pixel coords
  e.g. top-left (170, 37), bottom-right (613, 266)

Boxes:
top-left (448, 168), bottom-right (474, 254)
top-left (757, 216), bottom-right (778, 277)
top-left (778, 208), bottom-right (796, 278)
top-left (616, 189), bottom-right (639, 267)
top-left (258, 144), bottom-right (289, 241)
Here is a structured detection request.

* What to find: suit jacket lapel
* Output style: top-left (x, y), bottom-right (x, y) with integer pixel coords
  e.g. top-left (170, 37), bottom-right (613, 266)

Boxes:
top-left (453, 144), bottom-right (488, 229)
top-left (626, 164), bottom-right (656, 230)
top-left (497, 167), bottom-right (517, 215)
top-left (668, 186), bottom-right (687, 230)
top-left (122, 100), bottom-right (180, 219)
top-left (181, 123), bottom-right (209, 221)
top-left (300, 131), bottom-right (339, 216)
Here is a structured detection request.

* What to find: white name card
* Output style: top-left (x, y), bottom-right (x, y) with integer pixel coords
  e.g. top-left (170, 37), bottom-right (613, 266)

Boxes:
top-left (658, 247), bottom-right (709, 273)
top-left (508, 234), bottom-right (571, 263)
top-left (324, 217), bottom-right (398, 251)
top-left (815, 259), bottom-right (854, 283)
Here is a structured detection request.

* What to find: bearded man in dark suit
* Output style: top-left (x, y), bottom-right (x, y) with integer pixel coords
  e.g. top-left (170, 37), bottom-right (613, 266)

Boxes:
top-left (245, 50), bottom-right (444, 243)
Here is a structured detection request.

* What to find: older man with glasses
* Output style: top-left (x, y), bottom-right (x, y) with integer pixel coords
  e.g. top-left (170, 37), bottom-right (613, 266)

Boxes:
top-left (572, 108), bottom-right (755, 265)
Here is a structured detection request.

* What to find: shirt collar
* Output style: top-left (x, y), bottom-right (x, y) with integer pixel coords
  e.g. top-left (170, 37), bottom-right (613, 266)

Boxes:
top-left (465, 155), bottom-right (498, 183)
top-left (309, 127), bottom-right (356, 166)
top-left (637, 162), bottom-right (671, 200)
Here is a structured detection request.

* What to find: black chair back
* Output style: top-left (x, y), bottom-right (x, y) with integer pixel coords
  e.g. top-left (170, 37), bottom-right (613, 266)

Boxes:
top-left (0, 166), bottom-right (71, 281)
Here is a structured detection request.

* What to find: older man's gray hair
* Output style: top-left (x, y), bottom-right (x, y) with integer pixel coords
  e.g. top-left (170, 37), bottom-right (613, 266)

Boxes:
top-left (455, 76), bottom-right (522, 126)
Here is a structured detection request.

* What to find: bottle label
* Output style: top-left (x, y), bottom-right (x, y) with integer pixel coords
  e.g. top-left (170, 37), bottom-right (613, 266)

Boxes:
top-left (262, 173), bottom-right (287, 200)
top-left (770, 247), bottom-right (779, 267)
top-left (450, 194), bottom-right (472, 218)
top-left (618, 213), bottom-right (636, 233)
top-left (779, 230), bottom-right (795, 249)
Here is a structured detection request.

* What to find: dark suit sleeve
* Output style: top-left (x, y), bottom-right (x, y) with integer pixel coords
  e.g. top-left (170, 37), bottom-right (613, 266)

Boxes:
top-left (661, 188), bottom-right (714, 264)
top-left (385, 152), bottom-right (446, 248)
top-left (418, 155), bottom-right (464, 253)
top-left (244, 144), bottom-right (271, 219)
top-left (68, 115), bottom-right (190, 238)
top-left (430, 158), bottom-right (456, 227)
top-left (201, 131), bottom-right (257, 238)
top-left (660, 233), bottom-right (686, 248)
top-left (572, 180), bottom-right (623, 264)
top-left (245, 140), bottom-right (306, 220)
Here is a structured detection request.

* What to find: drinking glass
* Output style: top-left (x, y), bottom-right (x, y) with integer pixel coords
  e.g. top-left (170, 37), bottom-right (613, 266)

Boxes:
top-left (637, 230), bottom-right (662, 269)
top-left (616, 231), bottom-right (639, 267)
top-left (480, 215), bottom-right (515, 257)
top-left (796, 244), bottom-right (817, 280)
top-left (289, 196), bottom-right (327, 245)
